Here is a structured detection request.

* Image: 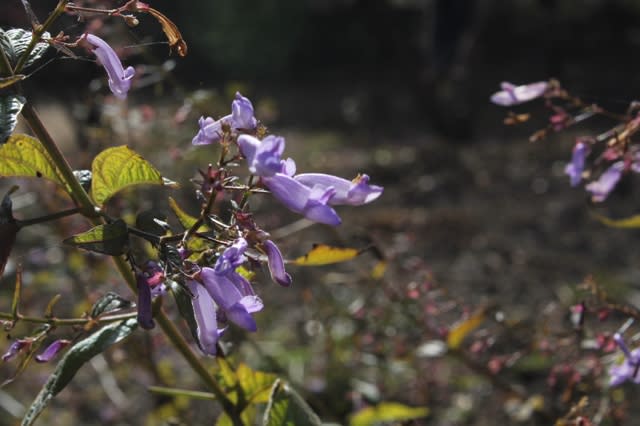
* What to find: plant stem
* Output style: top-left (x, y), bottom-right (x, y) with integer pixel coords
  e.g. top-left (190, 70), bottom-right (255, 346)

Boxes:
top-left (17, 207), bottom-right (81, 227)
top-left (147, 385), bottom-right (216, 401)
top-left (13, 0), bottom-right (70, 74)
top-left (0, 311), bottom-right (137, 326)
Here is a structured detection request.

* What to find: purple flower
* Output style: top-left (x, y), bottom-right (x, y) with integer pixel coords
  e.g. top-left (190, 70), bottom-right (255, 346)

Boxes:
top-left (2, 339), bottom-right (29, 362)
top-left (564, 141), bottom-right (590, 187)
top-left (187, 279), bottom-right (224, 356)
top-left (262, 240), bottom-right (292, 286)
top-left (136, 272), bottom-right (155, 329)
top-left (85, 34), bottom-right (135, 100)
top-left (35, 339), bottom-right (71, 363)
top-left (263, 172), bottom-right (342, 226)
top-left (201, 267), bottom-right (263, 332)
top-left (610, 333), bottom-right (640, 386)
top-left (214, 238), bottom-right (248, 275)
top-left (192, 92), bottom-right (257, 145)
top-left (586, 162), bottom-right (624, 202)
top-left (490, 81), bottom-right (548, 106)
top-left (238, 135), bottom-right (286, 177)
top-left (294, 173), bottom-right (383, 206)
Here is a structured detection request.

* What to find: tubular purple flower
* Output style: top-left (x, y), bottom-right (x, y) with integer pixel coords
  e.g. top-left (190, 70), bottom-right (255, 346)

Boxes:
top-left (85, 34), bottom-right (135, 100)
top-left (231, 92), bottom-right (257, 130)
top-left (201, 267), bottom-right (262, 332)
top-left (294, 173), bottom-right (383, 205)
top-left (214, 238), bottom-right (248, 275)
top-left (263, 240), bottom-right (292, 286)
top-left (136, 272), bottom-right (155, 329)
top-left (610, 333), bottom-right (640, 386)
top-left (564, 141), bottom-right (590, 187)
top-left (490, 81), bottom-right (548, 106)
top-left (238, 135), bottom-right (286, 177)
top-left (191, 92), bottom-right (256, 146)
top-left (187, 279), bottom-right (221, 356)
top-left (586, 161), bottom-right (624, 202)
top-left (2, 339), bottom-right (29, 362)
top-left (263, 173), bottom-right (342, 226)
top-left (35, 339), bottom-right (71, 363)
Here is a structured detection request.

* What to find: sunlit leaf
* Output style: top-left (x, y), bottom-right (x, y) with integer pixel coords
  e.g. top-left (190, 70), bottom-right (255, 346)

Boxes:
top-left (236, 363), bottom-right (277, 405)
top-left (446, 308), bottom-right (486, 350)
top-left (293, 244), bottom-right (361, 266)
top-left (349, 402), bottom-right (430, 426)
top-left (0, 134), bottom-right (68, 191)
top-left (21, 319), bottom-right (137, 426)
top-left (0, 28), bottom-right (50, 69)
top-left (0, 95), bottom-right (25, 143)
top-left (0, 186), bottom-right (20, 278)
top-left (371, 260), bottom-right (387, 279)
top-left (0, 74), bottom-right (25, 89)
top-left (91, 145), bottom-right (164, 207)
top-left (262, 379), bottom-right (322, 426)
top-left (63, 219), bottom-right (129, 256)
top-left (90, 292), bottom-right (133, 318)
top-left (593, 213), bottom-right (640, 229)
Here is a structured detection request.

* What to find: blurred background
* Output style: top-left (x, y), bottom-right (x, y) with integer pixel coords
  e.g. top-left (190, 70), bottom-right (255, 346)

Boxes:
top-left (3, 0), bottom-right (640, 425)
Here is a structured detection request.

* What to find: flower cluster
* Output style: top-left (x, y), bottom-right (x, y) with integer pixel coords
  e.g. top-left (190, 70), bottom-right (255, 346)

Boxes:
top-left (182, 93), bottom-right (383, 354)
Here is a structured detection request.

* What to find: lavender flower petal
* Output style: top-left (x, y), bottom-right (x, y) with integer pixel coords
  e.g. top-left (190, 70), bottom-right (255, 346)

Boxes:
top-left (136, 272), bottom-right (155, 329)
top-left (187, 279), bottom-right (220, 356)
top-left (564, 141), bottom-right (590, 187)
top-left (85, 34), bottom-right (135, 100)
top-left (231, 92), bottom-right (257, 130)
top-left (586, 162), bottom-right (624, 202)
top-left (238, 135), bottom-right (285, 177)
top-left (263, 239), bottom-right (292, 286)
top-left (490, 81), bottom-right (548, 106)
top-left (294, 173), bottom-right (383, 205)
top-left (35, 339), bottom-right (70, 363)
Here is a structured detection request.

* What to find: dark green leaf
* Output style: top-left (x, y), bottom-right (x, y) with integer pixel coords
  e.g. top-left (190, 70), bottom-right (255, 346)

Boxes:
top-left (0, 96), bottom-right (25, 143)
top-left (63, 219), bottom-right (129, 256)
top-left (0, 134), bottom-right (69, 191)
top-left (21, 319), bottom-right (137, 426)
top-left (0, 186), bottom-right (20, 278)
top-left (0, 28), bottom-right (50, 69)
top-left (135, 209), bottom-right (169, 237)
top-left (91, 145), bottom-right (164, 207)
top-left (169, 281), bottom-right (201, 351)
top-left (90, 292), bottom-right (133, 318)
top-left (262, 379), bottom-right (322, 426)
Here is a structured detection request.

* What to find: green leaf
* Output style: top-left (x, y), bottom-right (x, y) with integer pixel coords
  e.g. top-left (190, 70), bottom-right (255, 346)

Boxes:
top-left (0, 133), bottom-right (69, 191)
top-left (90, 292), bottom-right (133, 317)
top-left (0, 74), bottom-right (25, 89)
top-left (169, 281), bottom-right (202, 351)
top-left (293, 244), bottom-right (361, 266)
top-left (0, 28), bottom-right (50, 69)
top-left (21, 319), bottom-right (138, 426)
top-left (0, 95), bottom-right (25, 143)
top-left (262, 379), bottom-right (322, 426)
top-left (168, 196), bottom-right (199, 229)
top-left (236, 363), bottom-right (277, 405)
top-left (349, 402), bottom-right (429, 426)
top-left (63, 219), bottom-right (129, 256)
top-left (135, 209), bottom-right (169, 238)
top-left (0, 186), bottom-right (19, 278)
top-left (91, 145), bottom-right (164, 207)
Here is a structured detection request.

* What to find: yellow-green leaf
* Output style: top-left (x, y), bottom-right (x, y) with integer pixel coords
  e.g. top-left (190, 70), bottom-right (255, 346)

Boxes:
top-left (293, 244), bottom-right (360, 266)
top-left (446, 308), bottom-right (486, 350)
top-left (0, 134), bottom-right (68, 191)
top-left (0, 74), bottom-right (25, 89)
top-left (63, 219), bottom-right (129, 256)
top-left (349, 402), bottom-right (429, 426)
top-left (263, 379), bottom-right (323, 426)
top-left (593, 213), bottom-right (640, 229)
top-left (371, 260), bottom-right (387, 279)
top-left (91, 145), bottom-right (163, 207)
top-left (236, 363), bottom-right (277, 405)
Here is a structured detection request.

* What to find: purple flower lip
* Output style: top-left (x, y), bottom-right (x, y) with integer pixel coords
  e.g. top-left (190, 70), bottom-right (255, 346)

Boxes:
top-left (2, 339), bottom-right (29, 362)
top-left (35, 339), bottom-right (71, 363)
top-left (586, 161), bottom-right (624, 202)
top-left (238, 134), bottom-right (285, 177)
top-left (294, 173), bottom-right (383, 206)
top-left (85, 34), bottom-right (135, 100)
top-left (490, 81), bottom-right (548, 106)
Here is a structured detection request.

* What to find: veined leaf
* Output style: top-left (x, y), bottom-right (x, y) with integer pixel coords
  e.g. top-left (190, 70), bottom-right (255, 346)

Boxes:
top-left (593, 213), bottom-right (640, 229)
top-left (21, 319), bottom-right (137, 426)
top-left (63, 219), bottom-right (129, 256)
top-left (0, 95), bottom-right (25, 143)
top-left (293, 244), bottom-right (361, 266)
top-left (262, 379), bottom-right (322, 426)
top-left (0, 134), bottom-right (68, 191)
top-left (447, 308), bottom-right (487, 350)
top-left (91, 145), bottom-right (164, 207)
top-left (349, 402), bottom-right (429, 426)
top-left (0, 28), bottom-right (50, 69)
